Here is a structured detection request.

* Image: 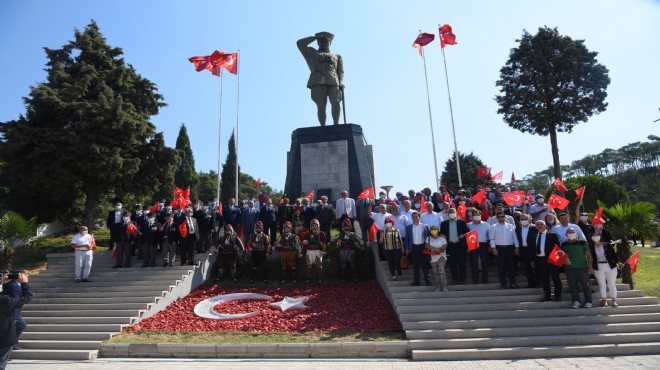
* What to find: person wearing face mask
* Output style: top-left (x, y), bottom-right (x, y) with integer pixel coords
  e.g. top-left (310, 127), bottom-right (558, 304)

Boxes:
top-left (490, 212), bottom-right (520, 289)
top-left (425, 225), bottom-right (448, 292)
top-left (113, 211), bottom-right (138, 269)
top-left (381, 216), bottom-right (404, 281)
top-left (132, 204), bottom-right (147, 260)
top-left (106, 202), bottom-right (124, 250)
top-left (528, 194), bottom-right (554, 223)
top-left (441, 208), bottom-right (472, 285)
top-left (554, 213), bottom-right (587, 244)
top-left (70, 226), bottom-right (95, 282)
top-left (160, 212), bottom-right (179, 267)
top-left (574, 200), bottom-right (595, 237)
top-left (532, 220), bottom-right (563, 302)
top-left (140, 212), bottom-right (161, 268)
top-left (369, 203), bottom-right (392, 262)
top-left (516, 214), bottom-right (538, 288)
top-left (545, 213), bottom-right (559, 231)
top-left (468, 210), bottom-right (491, 284)
top-left (589, 233), bottom-right (621, 307)
top-left (179, 208), bottom-right (200, 266)
top-left (562, 229), bottom-right (594, 309)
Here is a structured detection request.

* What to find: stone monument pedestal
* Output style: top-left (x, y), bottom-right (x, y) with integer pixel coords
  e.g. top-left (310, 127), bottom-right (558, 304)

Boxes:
top-left (284, 124), bottom-right (374, 201)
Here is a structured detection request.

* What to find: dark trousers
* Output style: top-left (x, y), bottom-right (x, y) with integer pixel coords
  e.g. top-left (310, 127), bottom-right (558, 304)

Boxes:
top-left (181, 235), bottom-right (197, 263)
top-left (320, 223), bottom-right (332, 242)
top-left (196, 231), bottom-right (211, 252)
top-left (384, 248), bottom-right (402, 277)
top-left (566, 267), bottom-right (593, 303)
top-left (358, 216), bottom-right (373, 243)
top-left (411, 244), bottom-right (431, 284)
top-left (250, 250), bottom-right (269, 281)
top-left (141, 242), bottom-right (157, 267)
top-left (496, 245), bottom-right (517, 287)
top-left (447, 242), bottom-right (467, 283)
top-left (0, 345), bottom-right (12, 370)
top-left (519, 247), bottom-right (537, 287)
top-left (469, 242), bottom-right (490, 283)
top-left (114, 240), bottom-right (133, 267)
top-left (14, 318), bottom-right (27, 339)
top-left (536, 256), bottom-right (563, 299)
top-left (264, 223), bottom-right (277, 244)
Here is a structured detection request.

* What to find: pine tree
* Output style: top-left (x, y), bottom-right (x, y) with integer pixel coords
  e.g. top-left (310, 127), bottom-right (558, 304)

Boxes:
top-left (441, 152), bottom-right (488, 191)
top-left (174, 124), bottom-right (199, 199)
top-left (0, 20), bottom-right (174, 226)
top-left (220, 130), bottom-right (239, 203)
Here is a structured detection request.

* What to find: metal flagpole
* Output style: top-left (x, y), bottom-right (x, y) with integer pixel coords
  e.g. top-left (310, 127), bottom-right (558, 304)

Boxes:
top-left (420, 37), bottom-right (441, 190)
top-left (234, 50), bottom-right (240, 201)
top-left (216, 69), bottom-right (224, 202)
top-left (441, 44), bottom-right (462, 187)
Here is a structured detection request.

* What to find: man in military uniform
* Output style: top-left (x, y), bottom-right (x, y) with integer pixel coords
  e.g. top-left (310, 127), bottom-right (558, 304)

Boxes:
top-left (246, 221), bottom-right (271, 284)
top-left (303, 219), bottom-right (327, 284)
top-left (275, 221), bottom-right (302, 284)
top-left (215, 225), bottom-right (245, 282)
top-left (334, 218), bottom-right (365, 282)
top-left (297, 32), bottom-right (344, 126)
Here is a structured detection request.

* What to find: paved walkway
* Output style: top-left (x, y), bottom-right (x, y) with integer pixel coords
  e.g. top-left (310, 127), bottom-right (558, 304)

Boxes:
top-left (8, 355), bottom-right (660, 369)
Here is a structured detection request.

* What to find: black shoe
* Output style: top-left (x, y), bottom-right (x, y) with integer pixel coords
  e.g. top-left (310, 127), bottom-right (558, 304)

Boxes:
top-left (500, 285), bottom-right (508, 289)
top-left (82, 278), bottom-right (91, 283)
top-left (541, 297), bottom-right (553, 302)
top-left (181, 262), bottom-right (186, 266)
top-left (280, 280), bottom-right (286, 285)
top-left (168, 263), bottom-right (174, 267)
top-left (249, 280), bottom-right (254, 284)
top-left (112, 265), bottom-right (121, 269)
top-left (232, 278), bottom-right (238, 283)
top-left (292, 279), bottom-right (298, 284)
top-left (163, 262), bottom-right (168, 267)
top-left (411, 282), bottom-right (420, 286)
top-left (305, 279), bottom-right (311, 284)
top-left (341, 279), bottom-right (347, 282)
top-left (509, 284), bottom-right (519, 289)
top-left (75, 279), bottom-right (81, 283)
top-left (12, 346), bottom-right (21, 350)
top-left (141, 265), bottom-right (148, 268)
top-left (555, 296), bottom-right (562, 302)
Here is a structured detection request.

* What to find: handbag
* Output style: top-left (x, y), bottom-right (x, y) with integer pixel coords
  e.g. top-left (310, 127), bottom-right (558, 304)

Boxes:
top-left (400, 254), bottom-right (411, 269)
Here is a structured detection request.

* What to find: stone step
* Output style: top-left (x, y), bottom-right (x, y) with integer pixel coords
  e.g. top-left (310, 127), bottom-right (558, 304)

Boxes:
top-left (18, 340), bottom-right (101, 350)
top-left (384, 278), bottom-right (623, 288)
top-left (25, 302), bottom-right (151, 311)
top-left (390, 287), bottom-right (631, 299)
top-left (22, 309), bottom-right (142, 318)
top-left (32, 296), bottom-right (158, 305)
top-left (403, 312), bottom-right (660, 330)
top-left (31, 285), bottom-right (175, 293)
top-left (23, 324), bottom-right (125, 333)
top-left (385, 282), bottom-right (631, 293)
top-left (42, 264), bottom-right (196, 271)
top-left (28, 281), bottom-right (181, 288)
top-left (35, 291), bottom-right (167, 299)
top-left (24, 317), bottom-right (133, 325)
top-left (8, 349), bottom-right (98, 361)
top-left (395, 297), bottom-right (660, 314)
top-left (20, 331), bottom-right (114, 341)
top-left (393, 290), bottom-right (644, 306)
top-left (412, 339), bottom-right (660, 360)
top-left (399, 304), bottom-right (660, 322)
top-left (32, 271), bottom-right (190, 280)
top-left (406, 322), bottom-right (660, 340)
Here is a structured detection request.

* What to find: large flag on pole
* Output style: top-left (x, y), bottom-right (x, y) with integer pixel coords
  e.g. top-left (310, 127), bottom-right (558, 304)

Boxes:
top-left (189, 51), bottom-right (238, 76)
top-left (438, 24), bottom-right (458, 48)
top-left (412, 32), bottom-right (435, 56)
top-left (490, 171), bottom-right (503, 182)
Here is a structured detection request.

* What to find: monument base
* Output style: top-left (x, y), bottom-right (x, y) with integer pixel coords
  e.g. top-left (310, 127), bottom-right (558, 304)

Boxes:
top-left (284, 124), bottom-right (374, 202)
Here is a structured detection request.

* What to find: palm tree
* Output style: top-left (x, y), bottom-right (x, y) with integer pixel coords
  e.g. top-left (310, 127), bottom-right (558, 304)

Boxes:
top-left (600, 201), bottom-right (659, 289)
top-left (0, 211), bottom-right (41, 271)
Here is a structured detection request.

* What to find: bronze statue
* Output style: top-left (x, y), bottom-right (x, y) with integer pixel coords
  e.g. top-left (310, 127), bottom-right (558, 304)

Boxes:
top-left (297, 32), bottom-right (344, 126)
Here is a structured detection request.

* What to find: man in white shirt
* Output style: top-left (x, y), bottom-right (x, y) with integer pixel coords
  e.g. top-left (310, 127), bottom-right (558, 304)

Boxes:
top-left (487, 203), bottom-right (515, 226)
top-left (468, 210), bottom-right (490, 284)
top-left (70, 226), bottom-right (95, 283)
top-left (421, 202), bottom-right (441, 229)
top-left (553, 212), bottom-right (587, 243)
top-left (490, 212), bottom-right (520, 289)
top-left (369, 204), bottom-right (392, 261)
top-left (401, 200), bottom-right (414, 220)
top-left (335, 190), bottom-right (356, 231)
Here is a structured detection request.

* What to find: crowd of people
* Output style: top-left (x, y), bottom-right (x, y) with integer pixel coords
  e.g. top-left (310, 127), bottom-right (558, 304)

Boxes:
top-left (69, 184), bottom-right (626, 310)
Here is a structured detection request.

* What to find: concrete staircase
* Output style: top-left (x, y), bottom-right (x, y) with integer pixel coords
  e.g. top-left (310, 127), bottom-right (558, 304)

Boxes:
top-left (12, 251), bottom-right (213, 360)
top-left (373, 252), bottom-right (660, 360)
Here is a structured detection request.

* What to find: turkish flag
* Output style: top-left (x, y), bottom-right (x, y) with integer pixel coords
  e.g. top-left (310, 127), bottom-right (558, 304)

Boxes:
top-left (357, 187), bottom-right (374, 199)
top-left (477, 167), bottom-right (491, 178)
top-left (457, 204), bottom-right (466, 219)
top-left (547, 194), bottom-right (570, 210)
top-left (179, 222), bottom-right (188, 238)
top-left (439, 24), bottom-right (457, 48)
top-left (210, 51), bottom-right (238, 75)
top-left (420, 200), bottom-right (427, 213)
top-left (217, 203), bottom-right (223, 215)
top-left (443, 191), bottom-right (451, 203)
top-left (552, 178), bottom-right (568, 192)
top-left (527, 191), bottom-right (534, 204)
top-left (184, 186), bottom-right (191, 200)
top-left (548, 245), bottom-right (569, 267)
top-left (502, 191), bottom-right (525, 206)
top-left (368, 223), bottom-right (379, 243)
top-left (466, 229), bottom-right (479, 251)
top-left (90, 234), bottom-right (97, 250)
top-left (575, 186), bottom-right (586, 201)
top-left (254, 178), bottom-right (261, 188)
top-left (126, 222), bottom-right (138, 235)
top-left (592, 207), bottom-right (606, 227)
top-left (174, 187), bottom-right (184, 199)
top-left (306, 189), bottom-right (314, 201)
top-left (470, 188), bottom-right (488, 205)
top-left (412, 32), bottom-right (435, 56)
top-left (149, 201), bottom-right (159, 213)
top-left (627, 251), bottom-right (641, 274)
top-left (491, 171), bottom-right (503, 182)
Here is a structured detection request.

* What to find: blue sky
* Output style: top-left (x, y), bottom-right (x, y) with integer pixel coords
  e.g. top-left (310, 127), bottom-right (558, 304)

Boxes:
top-left (1, 0), bottom-right (659, 197)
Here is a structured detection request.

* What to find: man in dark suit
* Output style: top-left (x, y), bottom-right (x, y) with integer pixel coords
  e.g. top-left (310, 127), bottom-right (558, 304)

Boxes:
top-left (223, 198), bottom-right (242, 231)
top-left (140, 212), bottom-right (161, 267)
top-left (532, 220), bottom-right (563, 302)
top-left (259, 198), bottom-right (278, 243)
top-left (106, 202), bottom-right (123, 249)
top-left (316, 196), bottom-right (335, 240)
top-left (301, 198), bottom-right (317, 228)
top-left (516, 214), bottom-right (538, 288)
top-left (440, 208), bottom-right (471, 284)
top-left (1, 273), bottom-right (27, 350)
top-left (405, 211), bottom-right (431, 286)
top-left (1, 272), bottom-right (33, 369)
top-left (179, 208), bottom-right (199, 266)
top-left (242, 200), bottom-right (260, 243)
top-left (112, 211), bottom-right (137, 268)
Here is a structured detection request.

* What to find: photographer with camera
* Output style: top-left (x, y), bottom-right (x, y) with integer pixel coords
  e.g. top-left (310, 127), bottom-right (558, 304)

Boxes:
top-left (1, 271), bottom-right (33, 369)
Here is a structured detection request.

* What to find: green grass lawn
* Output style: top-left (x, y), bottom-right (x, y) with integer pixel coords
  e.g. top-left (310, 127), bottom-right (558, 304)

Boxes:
top-left (631, 246), bottom-right (660, 297)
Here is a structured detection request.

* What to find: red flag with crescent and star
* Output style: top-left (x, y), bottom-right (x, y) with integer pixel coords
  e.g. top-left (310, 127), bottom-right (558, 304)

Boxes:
top-left (306, 190), bottom-right (314, 201)
top-left (527, 191), bottom-right (534, 204)
top-left (189, 51), bottom-right (238, 76)
top-left (357, 187), bottom-right (374, 199)
top-left (457, 204), bottom-right (466, 219)
top-left (477, 167), bottom-right (491, 178)
top-left (439, 24), bottom-right (458, 48)
top-left (368, 223), bottom-right (379, 243)
top-left (254, 178), bottom-right (261, 188)
top-left (502, 191), bottom-right (525, 206)
top-left (490, 171), bottom-right (503, 182)
top-left (149, 201), bottom-right (159, 213)
top-left (470, 188), bottom-right (488, 205)
top-left (575, 186), bottom-right (586, 201)
top-left (179, 222), bottom-right (188, 238)
top-left (443, 191), bottom-right (451, 203)
top-left (552, 178), bottom-right (568, 192)
top-left (627, 251), bottom-right (641, 274)
top-left (548, 245), bottom-right (569, 267)
top-left (466, 229), bottom-right (479, 251)
top-left (547, 194), bottom-right (570, 210)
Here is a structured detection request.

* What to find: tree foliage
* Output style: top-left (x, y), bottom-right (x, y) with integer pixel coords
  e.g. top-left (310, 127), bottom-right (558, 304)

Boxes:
top-left (220, 130), bottom-right (239, 203)
top-left (495, 26), bottom-right (610, 179)
top-left (0, 20), bottom-right (176, 227)
top-left (440, 151), bottom-right (487, 191)
top-left (174, 124), bottom-right (198, 199)
top-left (0, 211), bottom-right (42, 271)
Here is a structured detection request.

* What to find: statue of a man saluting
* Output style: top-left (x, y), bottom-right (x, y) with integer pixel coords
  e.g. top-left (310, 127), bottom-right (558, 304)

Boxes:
top-left (297, 32), bottom-right (344, 126)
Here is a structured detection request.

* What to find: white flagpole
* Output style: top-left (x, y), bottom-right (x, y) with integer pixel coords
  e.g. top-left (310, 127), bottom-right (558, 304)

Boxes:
top-left (216, 69), bottom-right (224, 202)
top-left (440, 42), bottom-right (462, 187)
top-left (420, 38), bottom-right (441, 190)
top-left (234, 50), bottom-right (241, 201)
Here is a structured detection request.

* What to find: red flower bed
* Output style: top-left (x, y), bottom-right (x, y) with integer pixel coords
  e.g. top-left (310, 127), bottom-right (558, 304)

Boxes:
top-left (128, 283), bottom-right (400, 333)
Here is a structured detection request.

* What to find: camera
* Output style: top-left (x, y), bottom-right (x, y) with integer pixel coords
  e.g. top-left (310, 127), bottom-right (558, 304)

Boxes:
top-left (7, 270), bottom-right (25, 280)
